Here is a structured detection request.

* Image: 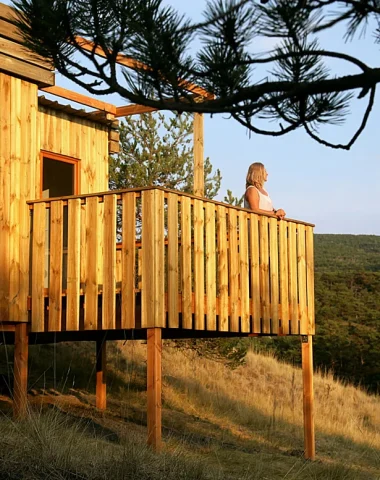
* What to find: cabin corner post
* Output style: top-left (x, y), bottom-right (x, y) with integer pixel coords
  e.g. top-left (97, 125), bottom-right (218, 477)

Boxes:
top-left (147, 327), bottom-right (162, 452)
top-left (301, 334), bottom-right (315, 460)
top-left (96, 337), bottom-right (107, 410)
top-left (13, 323), bottom-right (29, 419)
top-left (193, 113), bottom-right (204, 197)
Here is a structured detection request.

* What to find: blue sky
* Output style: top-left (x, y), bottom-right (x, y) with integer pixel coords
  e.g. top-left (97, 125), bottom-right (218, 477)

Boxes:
top-left (8, 0), bottom-right (380, 234)
top-left (169, 1), bottom-right (380, 235)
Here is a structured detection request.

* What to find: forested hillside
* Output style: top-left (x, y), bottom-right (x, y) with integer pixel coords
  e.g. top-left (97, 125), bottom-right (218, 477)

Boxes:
top-left (266, 234), bottom-right (380, 393)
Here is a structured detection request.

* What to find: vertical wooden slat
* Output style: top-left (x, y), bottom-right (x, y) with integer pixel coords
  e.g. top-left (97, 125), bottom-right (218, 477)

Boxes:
top-left (80, 203), bottom-right (87, 286)
top-left (288, 222), bottom-right (298, 334)
top-left (279, 221), bottom-right (289, 334)
top-left (19, 81), bottom-right (37, 324)
top-left (167, 193), bottom-right (179, 328)
top-left (302, 335), bottom-right (315, 460)
top-left (121, 192), bottom-right (136, 329)
top-left (193, 113), bottom-right (204, 197)
top-left (217, 205), bottom-right (228, 331)
top-left (31, 203), bottom-right (46, 332)
top-left (306, 226), bottom-right (315, 335)
top-left (142, 190), bottom-right (165, 328)
top-left (239, 211), bottom-right (249, 333)
top-left (49, 200), bottom-right (64, 332)
top-left (13, 323), bottom-right (28, 419)
top-left (181, 196), bottom-right (192, 329)
top-left (249, 214), bottom-right (261, 333)
top-left (228, 209), bottom-right (239, 332)
top-left (84, 196), bottom-right (98, 330)
top-left (0, 74), bottom-right (11, 321)
top-left (147, 328), bottom-right (162, 452)
top-left (103, 194), bottom-right (116, 330)
top-left (194, 199), bottom-right (205, 330)
top-left (66, 199), bottom-right (81, 331)
top-left (297, 224), bottom-right (307, 334)
top-left (9, 76), bottom-right (21, 322)
top-left (205, 203), bottom-right (216, 330)
top-left (269, 218), bottom-right (279, 334)
top-left (97, 200), bottom-right (104, 300)
top-left (259, 216), bottom-right (270, 334)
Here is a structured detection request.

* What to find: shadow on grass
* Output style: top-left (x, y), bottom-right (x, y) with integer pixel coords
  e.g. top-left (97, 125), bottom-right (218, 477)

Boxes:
top-left (163, 371), bottom-right (380, 479)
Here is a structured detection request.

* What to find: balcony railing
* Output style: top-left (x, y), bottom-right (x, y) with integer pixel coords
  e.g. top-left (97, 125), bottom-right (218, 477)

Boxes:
top-left (27, 187), bottom-right (315, 335)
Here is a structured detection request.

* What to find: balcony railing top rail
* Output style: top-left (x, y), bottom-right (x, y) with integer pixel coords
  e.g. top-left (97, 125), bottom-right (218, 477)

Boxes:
top-left (27, 186), bottom-right (315, 228)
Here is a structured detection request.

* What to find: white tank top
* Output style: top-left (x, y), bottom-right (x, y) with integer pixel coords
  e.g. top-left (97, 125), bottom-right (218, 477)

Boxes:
top-left (244, 185), bottom-right (274, 212)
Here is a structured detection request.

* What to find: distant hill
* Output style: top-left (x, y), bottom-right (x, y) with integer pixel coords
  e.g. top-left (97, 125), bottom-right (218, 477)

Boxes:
top-left (314, 234), bottom-right (380, 272)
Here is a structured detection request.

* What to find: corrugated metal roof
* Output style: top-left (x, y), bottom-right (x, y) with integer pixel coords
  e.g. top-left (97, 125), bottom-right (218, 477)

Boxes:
top-left (38, 96), bottom-right (119, 128)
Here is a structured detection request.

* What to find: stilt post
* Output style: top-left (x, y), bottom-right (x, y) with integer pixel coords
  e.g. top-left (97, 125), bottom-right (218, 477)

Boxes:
top-left (96, 337), bottom-right (107, 410)
top-left (13, 323), bottom-right (29, 418)
top-left (301, 334), bottom-right (315, 460)
top-left (147, 327), bottom-right (162, 451)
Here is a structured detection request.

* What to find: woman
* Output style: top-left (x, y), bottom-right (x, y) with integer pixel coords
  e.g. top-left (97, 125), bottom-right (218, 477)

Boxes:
top-left (244, 162), bottom-right (286, 220)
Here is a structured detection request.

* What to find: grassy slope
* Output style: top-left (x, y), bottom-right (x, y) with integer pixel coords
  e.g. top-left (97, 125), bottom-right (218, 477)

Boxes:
top-left (0, 341), bottom-right (379, 479)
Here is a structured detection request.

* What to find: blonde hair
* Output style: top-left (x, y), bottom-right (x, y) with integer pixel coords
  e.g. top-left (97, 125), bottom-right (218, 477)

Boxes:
top-left (246, 162), bottom-right (266, 189)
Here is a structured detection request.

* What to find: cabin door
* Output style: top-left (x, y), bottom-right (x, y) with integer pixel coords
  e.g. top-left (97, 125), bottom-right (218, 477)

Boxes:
top-left (41, 153), bottom-right (79, 288)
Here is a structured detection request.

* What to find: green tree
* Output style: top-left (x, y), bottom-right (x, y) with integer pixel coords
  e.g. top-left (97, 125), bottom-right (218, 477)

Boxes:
top-left (109, 112), bottom-right (221, 198)
top-left (14, 0), bottom-right (380, 149)
top-left (224, 189), bottom-right (244, 207)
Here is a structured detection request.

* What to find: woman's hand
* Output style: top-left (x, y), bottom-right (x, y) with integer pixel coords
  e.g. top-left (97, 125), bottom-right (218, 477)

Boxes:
top-left (275, 208), bottom-right (286, 220)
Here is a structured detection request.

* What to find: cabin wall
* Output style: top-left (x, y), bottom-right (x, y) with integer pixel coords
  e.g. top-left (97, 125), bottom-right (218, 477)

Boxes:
top-left (0, 72), bottom-right (111, 324)
top-left (38, 107), bottom-right (110, 194)
top-left (0, 73), bottom-right (38, 323)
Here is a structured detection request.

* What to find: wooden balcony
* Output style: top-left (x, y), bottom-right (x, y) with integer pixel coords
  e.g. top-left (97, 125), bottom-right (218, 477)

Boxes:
top-left (27, 187), bottom-right (315, 336)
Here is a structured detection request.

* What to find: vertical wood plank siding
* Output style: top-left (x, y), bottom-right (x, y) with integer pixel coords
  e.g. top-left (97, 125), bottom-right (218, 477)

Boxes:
top-left (0, 75), bottom-right (38, 324)
top-left (216, 205), bottom-right (228, 331)
top-left (181, 196), bottom-right (192, 329)
top-left (249, 214), bottom-right (261, 333)
top-left (121, 192), bottom-right (136, 329)
top-left (167, 194), bottom-right (179, 328)
top-left (28, 189), bottom-right (314, 335)
top-left (194, 199), bottom-right (205, 330)
top-left (205, 203), bottom-right (216, 330)
top-left (48, 200), bottom-right (64, 331)
top-left (66, 199), bottom-right (81, 331)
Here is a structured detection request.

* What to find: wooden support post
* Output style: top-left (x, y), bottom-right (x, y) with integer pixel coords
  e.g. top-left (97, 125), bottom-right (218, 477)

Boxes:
top-left (96, 338), bottom-right (107, 410)
top-left (302, 335), bottom-right (315, 460)
top-left (193, 113), bottom-right (204, 197)
top-left (13, 323), bottom-right (28, 418)
top-left (147, 328), bottom-right (162, 451)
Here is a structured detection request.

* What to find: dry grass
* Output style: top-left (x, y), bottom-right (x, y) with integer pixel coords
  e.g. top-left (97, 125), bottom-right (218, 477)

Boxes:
top-left (0, 340), bottom-right (379, 479)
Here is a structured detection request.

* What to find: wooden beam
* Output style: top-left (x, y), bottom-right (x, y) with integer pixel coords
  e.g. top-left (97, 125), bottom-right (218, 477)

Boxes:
top-left (96, 338), bottom-right (107, 410)
top-left (76, 36), bottom-right (212, 99)
top-left (0, 52), bottom-right (54, 88)
top-left (193, 113), bottom-right (204, 197)
top-left (302, 335), bottom-right (315, 460)
top-left (116, 104), bottom-right (158, 117)
top-left (41, 86), bottom-right (117, 114)
top-left (147, 328), bottom-right (162, 451)
top-left (13, 323), bottom-right (28, 418)
top-left (0, 18), bottom-right (23, 43)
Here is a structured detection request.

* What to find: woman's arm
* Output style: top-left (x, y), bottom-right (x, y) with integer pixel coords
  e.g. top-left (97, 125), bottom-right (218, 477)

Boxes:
top-left (245, 188), bottom-right (286, 219)
top-left (245, 187), bottom-right (276, 215)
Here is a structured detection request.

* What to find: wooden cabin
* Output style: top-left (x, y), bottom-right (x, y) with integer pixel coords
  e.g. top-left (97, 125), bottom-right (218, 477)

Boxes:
top-left (0, 3), bottom-right (316, 459)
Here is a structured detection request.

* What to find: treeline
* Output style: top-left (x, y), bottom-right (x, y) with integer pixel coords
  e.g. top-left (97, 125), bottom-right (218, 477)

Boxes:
top-left (259, 234), bottom-right (380, 393)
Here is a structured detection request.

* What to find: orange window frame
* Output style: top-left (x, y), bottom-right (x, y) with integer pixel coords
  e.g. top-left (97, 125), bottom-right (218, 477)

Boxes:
top-left (40, 151), bottom-right (80, 198)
